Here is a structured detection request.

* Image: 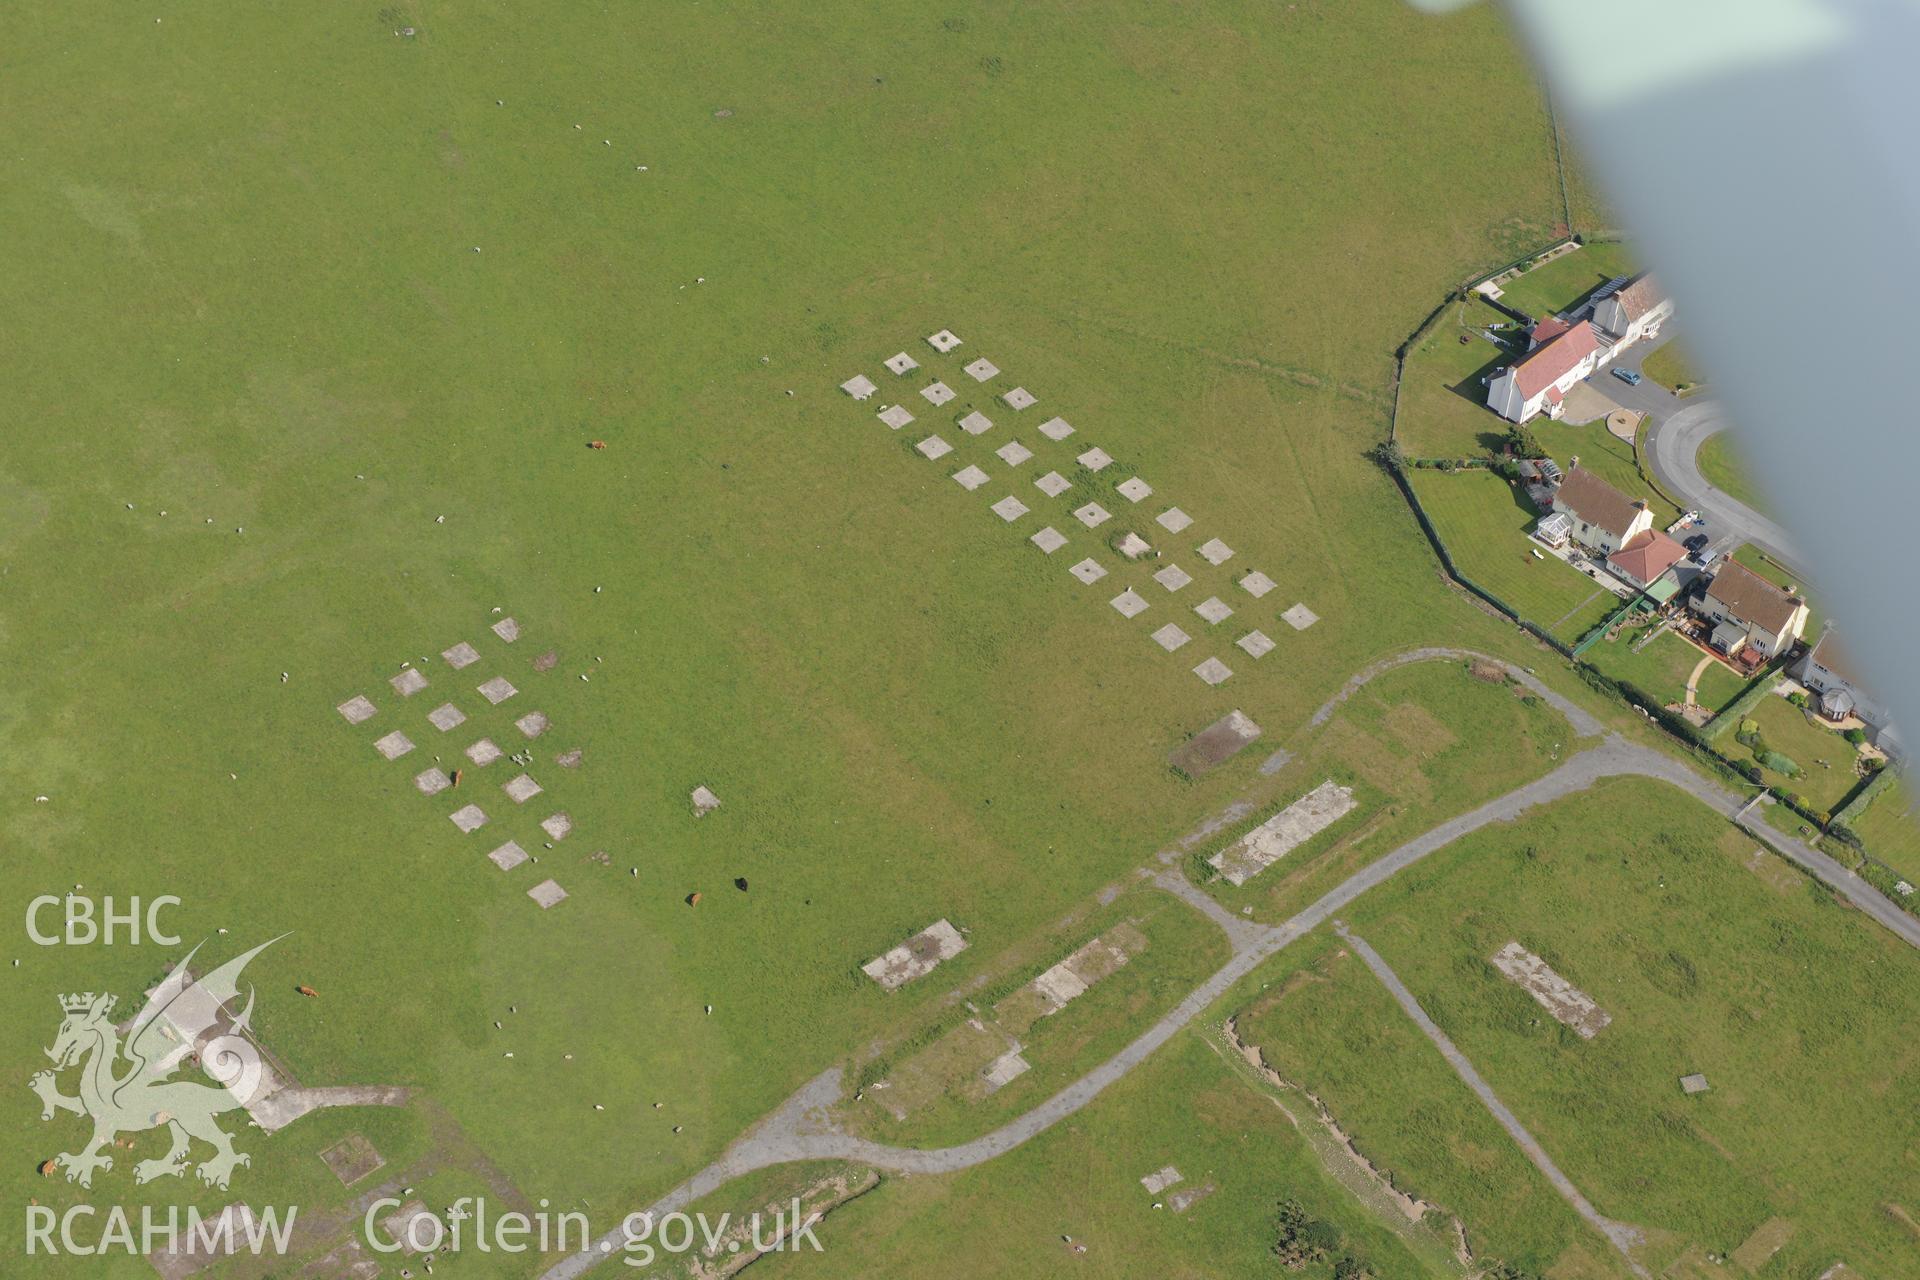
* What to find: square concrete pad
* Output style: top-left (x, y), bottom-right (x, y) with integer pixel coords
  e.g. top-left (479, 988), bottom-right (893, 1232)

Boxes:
top-left (1073, 502), bottom-right (1111, 528)
top-left (442, 641), bottom-right (482, 669)
top-left (428, 702), bottom-right (466, 732)
top-left (1001, 387), bottom-right (1036, 410)
top-left (885, 351), bottom-right (919, 375)
top-left (921, 381), bottom-right (956, 406)
top-left (415, 767), bottom-right (451, 795)
top-left (337, 695), bottom-right (377, 724)
top-left (478, 675), bottom-right (518, 704)
top-left (488, 840), bottom-right (529, 870)
top-left (1240, 570), bottom-right (1276, 598)
top-left (1151, 623), bottom-right (1191, 652)
top-left (390, 668), bottom-right (428, 697)
top-left (1193, 657), bottom-right (1233, 686)
top-left (953, 464), bottom-right (991, 491)
top-left (1117, 531), bottom-right (1152, 559)
top-left (1069, 558), bottom-right (1108, 585)
top-left (692, 785), bottom-right (721, 815)
top-left (990, 495), bottom-right (1029, 522)
top-left (1282, 603), bottom-right (1320, 631)
top-left (516, 711), bottom-right (550, 738)
top-left (916, 435), bottom-right (953, 460)
top-left (449, 803), bottom-right (489, 833)
top-left (374, 730), bottom-right (415, 760)
top-left (877, 404), bottom-right (915, 429)
top-left (1110, 589), bottom-right (1149, 618)
top-left (964, 357), bottom-right (999, 382)
top-left (957, 410), bottom-right (993, 436)
top-left (1031, 526), bottom-right (1068, 554)
top-left (1237, 630), bottom-right (1275, 658)
top-left (841, 374), bottom-right (877, 400)
top-left (1035, 471), bottom-right (1072, 497)
top-left (1197, 537), bottom-right (1234, 565)
top-left (540, 812), bottom-right (573, 841)
top-left (1076, 446), bottom-right (1113, 471)
top-left (1195, 596), bottom-right (1233, 624)
top-left (319, 1134), bottom-right (385, 1187)
top-left (927, 329), bottom-right (963, 353)
top-left (1154, 564), bottom-right (1193, 591)
top-left (1680, 1073), bottom-right (1711, 1094)
top-left (528, 879), bottom-right (568, 909)
top-left (466, 737), bottom-right (503, 766)
top-left (1156, 507), bottom-right (1193, 533)
top-left (996, 440), bottom-right (1033, 466)
top-left (504, 773), bottom-right (543, 803)
top-left (1116, 476), bottom-right (1153, 502)
top-left (491, 616), bottom-right (521, 642)
top-left (1038, 416), bottom-right (1075, 441)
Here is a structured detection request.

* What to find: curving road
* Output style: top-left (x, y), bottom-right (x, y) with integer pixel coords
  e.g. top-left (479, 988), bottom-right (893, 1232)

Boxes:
top-left (1641, 399), bottom-right (1804, 573)
top-left (541, 652), bottom-right (1917, 1278)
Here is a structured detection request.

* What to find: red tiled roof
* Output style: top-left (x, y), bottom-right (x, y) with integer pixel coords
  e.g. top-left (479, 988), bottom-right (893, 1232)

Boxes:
top-left (1511, 320), bottom-right (1600, 399)
top-left (1543, 385), bottom-right (1564, 405)
top-left (1607, 529), bottom-right (1686, 584)
top-left (1530, 316), bottom-right (1571, 345)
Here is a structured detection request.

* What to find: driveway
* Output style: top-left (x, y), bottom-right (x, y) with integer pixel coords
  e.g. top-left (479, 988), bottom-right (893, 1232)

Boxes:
top-left (1643, 400), bottom-right (1805, 573)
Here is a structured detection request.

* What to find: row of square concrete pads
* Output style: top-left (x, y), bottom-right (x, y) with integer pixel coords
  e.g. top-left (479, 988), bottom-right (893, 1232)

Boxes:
top-left (845, 330), bottom-right (1319, 685)
top-left (337, 615), bottom-right (569, 910)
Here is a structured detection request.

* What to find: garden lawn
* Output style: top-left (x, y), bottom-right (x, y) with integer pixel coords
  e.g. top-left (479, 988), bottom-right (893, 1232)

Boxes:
top-left (1584, 624), bottom-right (1744, 712)
top-left (1493, 240), bottom-right (1639, 321)
top-left (1695, 431), bottom-right (1772, 515)
top-left (1640, 341), bottom-right (1704, 394)
top-left (1845, 779), bottom-right (1920, 886)
top-left (1344, 778), bottom-right (1920, 1279)
top-left (1740, 694), bottom-right (1867, 815)
top-left (1393, 297), bottom-right (1524, 461)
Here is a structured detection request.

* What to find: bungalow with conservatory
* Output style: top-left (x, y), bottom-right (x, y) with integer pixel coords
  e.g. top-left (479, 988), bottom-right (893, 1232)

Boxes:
top-left (1590, 272), bottom-right (1673, 347)
top-left (1487, 318), bottom-right (1606, 422)
top-left (1695, 559), bottom-right (1809, 662)
top-left (1548, 466), bottom-right (1653, 556)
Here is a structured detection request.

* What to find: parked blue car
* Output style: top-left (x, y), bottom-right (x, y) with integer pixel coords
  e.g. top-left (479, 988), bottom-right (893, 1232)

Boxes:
top-left (1611, 367), bottom-right (1643, 386)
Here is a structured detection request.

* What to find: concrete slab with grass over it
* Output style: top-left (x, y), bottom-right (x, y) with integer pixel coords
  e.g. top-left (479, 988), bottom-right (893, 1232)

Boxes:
top-left (877, 403), bottom-right (915, 430)
top-left (318, 1133), bottom-right (384, 1187)
top-left (379, 1201), bottom-right (439, 1256)
top-left (390, 667), bottom-right (428, 697)
top-left (1110, 589), bottom-right (1149, 618)
top-left (515, 710), bottom-right (549, 738)
top-left (1076, 446), bottom-right (1113, 471)
top-left (488, 840), bottom-right (530, 871)
top-left (990, 495), bottom-right (1029, 522)
top-left (1490, 941), bottom-right (1611, 1039)
top-left (1282, 602), bottom-right (1320, 631)
top-left (1038, 416), bottom-right (1074, 441)
top-left (466, 737), bottom-right (503, 766)
top-left (1035, 470), bottom-right (1072, 497)
top-left (1236, 629), bottom-right (1275, 659)
top-left (958, 410), bottom-right (993, 436)
top-left (861, 918), bottom-right (968, 990)
top-left (1192, 657), bottom-right (1233, 686)
top-left (980, 1046), bottom-right (1030, 1093)
top-left (927, 329), bottom-right (963, 353)
top-left (841, 374), bottom-right (878, 401)
top-left (1156, 507), bottom-right (1193, 534)
top-left (884, 351), bottom-right (919, 375)
top-left (1001, 387), bottom-right (1036, 410)
top-left (427, 702), bottom-right (466, 732)
top-left (1116, 531), bottom-right (1151, 559)
top-left (533, 649), bottom-right (559, 673)
top-left (491, 616), bottom-right (521, 643)
top-left (1194, 596), bottom-right (1232, 625)
top-left (1151, 623), bottom-right (1191, 653)
top-left (1207, 779), bottom-right (1355, 885)
top-left (1030, 526), bottom-right (1068, 555)
top-left (1197, 537), bottom-right (1234, 566)
top-left (996, 440), bottom-right (1032, 467)
top-left (1073, 501), bottom-right (1111, 529)
top-left (541, 812), bottom-right (573, 841)
top-left (1239, 570), bottom-right (1276, 598)
top-left (916, 435), bottom-right (953, 461)
top-left (1154, 564), bottom-right (1192, 592)
top-left (1140, 1166), bottom-right (1183, 1195)
top-left (952, 464), bottom-right (990, 491)
top-left (964, 357), bottom-right (999, 382)
top-left (1168, 708), bottom-right (1262, 775)
top-left (921, 381), bottom-right (956, 407)
top-left (337, 695), bottom-right (377, 724)
top-left (1068, 558), bottom-right (1107, 585)
top-left (1116, 476), bottom-right (1153, 503)
top-left (449, 803), bottom-right (489, 834)
top-left (478, 675), bottom-right (518, 705)
top-left (374, 730), bottom-right (415, 761)
top-left (528, 878), bottom-right (568, 909)
top-left (442, 640), bottom-right (482, 669)
top-left (504, 773), bottom-right (543, 804)
top-left (415, 767), bottom-right (452, 796)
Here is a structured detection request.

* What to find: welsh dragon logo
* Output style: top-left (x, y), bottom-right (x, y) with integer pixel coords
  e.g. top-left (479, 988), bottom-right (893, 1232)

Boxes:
top-left (32, 937), bottom-right (281, 1190)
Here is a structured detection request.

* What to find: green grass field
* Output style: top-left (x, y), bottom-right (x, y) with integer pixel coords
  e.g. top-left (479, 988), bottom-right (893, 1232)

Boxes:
top-left (1846, 778), bottom-right (1920, 885)
top-left (1406, 468), bottom-right (1622, 642)
top-left (1640, 341), bottom-right (1704, 394)
top-left (1492, 240), bottom-right (1638, 321)
top-left (1695, 431), bottom-right (1771, 515)
top-left (1343, 778), bottom-right (1920, 1278)
top-left (0, 0), bottom-right (1615, 1273)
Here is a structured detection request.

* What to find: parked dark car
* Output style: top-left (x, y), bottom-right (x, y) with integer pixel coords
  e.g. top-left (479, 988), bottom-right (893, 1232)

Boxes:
top-left (1611, 367), bottom-right (1643, 386)
top-left (1685, 533), bottom-right (1710, 552)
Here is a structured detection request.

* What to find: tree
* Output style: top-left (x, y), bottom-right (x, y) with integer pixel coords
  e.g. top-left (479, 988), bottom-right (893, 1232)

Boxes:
top-left (1506, 423), bottom-right (1545, 459)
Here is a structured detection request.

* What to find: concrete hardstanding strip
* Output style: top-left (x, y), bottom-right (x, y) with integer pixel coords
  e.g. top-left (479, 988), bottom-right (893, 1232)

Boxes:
top-left (516, 711), bottom-right (550, 738)
top-left (1192, 657), bottom-right (1233, 686)
top-left (466, 738), bottom-right (503, 766)
top-left (1194, 597), bottom-right (1233, 625)
top-left (449, 804), bottom-right (489, 833)
top-left (1239, 570), bottom-right (1276, 598)
top-left (1151, 623), bottom-right (1190, 652)
top-left (492, 616), bottom-right (521, 643)
top-left (428, 703), bottom-right (467, 731)
top-left (390, 668), bottom-right (428, 697)
top-left (921, 382), bottom-right (956, 406)
top-left (1140, 1166), bottom-right (1183, 1195)
top-left (1031, 527), bottom-right (1068, 554)
top-left (1282, 603), bottom-right (1320, 631)
top-left (541, 812), bottom-right (574, 841)
top-left (916, 435), bottom-right (953, 460)
top-left (1337, 924), bottom-right (1650, 1275)
top-left (878, 404), bottom-right (915, 429)
top-left (415, 768), bottom-right (451, 796)
top-left (1038, 417), bottom-right (1075, 441)
top-left (953, 464), bottom-right (990, 491)
top-left (1153, 564), bottom-right (1192, 592)
top-left (1490, 942), bottom-right (1612, 1038)
top-left (528, 879), bottom-right (569, 909)
top-left (1208, 780), bottom-right (1356, 885)
top-left (1116, 477), bottom-right (1152, 503)
top-left (1236, 630), bottom-right (1275, 658)
top-left (1197, 538), bottom-right (1234, 565)
top-left (1035, 471), bottom-right (1072, 497)
top-left (1068, 558), bottom-right (1107, 585)
top-left (489, 841), bottom-right (530, 871)
top-left (1168, 708), bottom-right (1262, 774)
top-left (374, 731), bottom-right (415, 760)
top-left (1156, 507), bottom-right (1193, 533)
top-left (884, 351), bottom-right (919, 375)
top-left (1110, 589), bottom-right (1149, 618)
top-left (990, 495), bottom-right (1030, 522)
top-left (443, 641), bottom-right (482, 668)
top-left (478, 676), bottom-right (518, 704)
top-left (1073, 502), bottom-right (1111, 528)
top-left (958, 410), bottom-right (993, 435)
top-left (996, 440), bottom-right (1033, 466)
top-left (862, 919), bottom-right (968, 990)
top-left (964, 358), bottom-right (999, 382)
top-left (1001, 387), bottom-right (1036, 410)
top-left (504, 773), bottom-right (544, 804)
top-left (337, 695), bottom-right (377, 724)
top-left (980, 1048), bottom-right (1030, 1092)
top-left (927, 329), bottom-right (963, 353)
top-left (1076, 447), bottom-right (1113, 471)
top-left (841, 374), bottom-right (878, 400)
